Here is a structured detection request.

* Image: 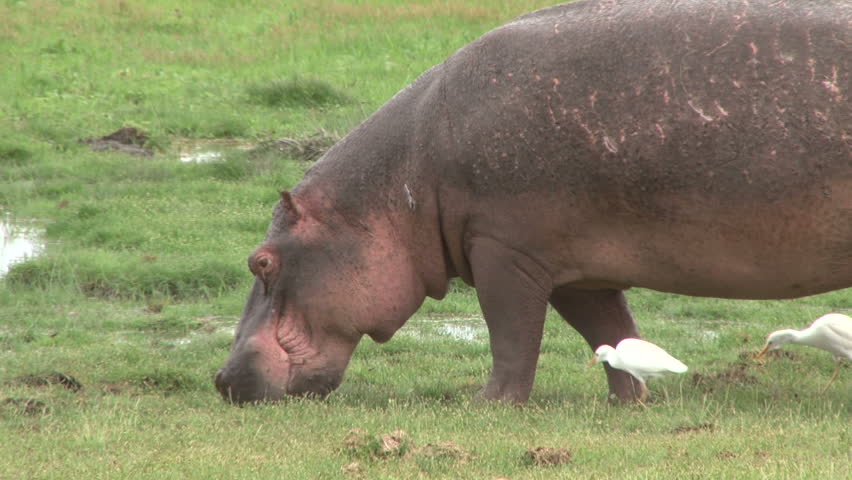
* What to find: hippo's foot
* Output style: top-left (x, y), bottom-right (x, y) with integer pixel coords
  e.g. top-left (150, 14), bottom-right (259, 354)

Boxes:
top-left (477, 379), bottom-right (532, 404)
top-left (607, 376), bottom-right (649, 404)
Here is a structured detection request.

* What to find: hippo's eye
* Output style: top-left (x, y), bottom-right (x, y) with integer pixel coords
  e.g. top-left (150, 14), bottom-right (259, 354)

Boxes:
top-left (248, 251), bottom-right (277, 280)
top-left (248, 251), bottom-right (279, 296)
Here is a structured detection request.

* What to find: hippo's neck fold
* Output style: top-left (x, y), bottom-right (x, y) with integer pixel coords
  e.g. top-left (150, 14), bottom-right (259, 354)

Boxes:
top-left (295, 68), bottom-right (453, 301)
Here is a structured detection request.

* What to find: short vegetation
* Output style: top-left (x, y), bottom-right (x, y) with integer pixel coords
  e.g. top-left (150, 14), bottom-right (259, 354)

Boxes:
top-left (0, 1), bottom-right (849, 479)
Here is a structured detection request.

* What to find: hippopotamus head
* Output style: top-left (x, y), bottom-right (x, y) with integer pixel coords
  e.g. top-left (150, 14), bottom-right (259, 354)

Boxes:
top-left (214, 189), bottom-right (431, 403)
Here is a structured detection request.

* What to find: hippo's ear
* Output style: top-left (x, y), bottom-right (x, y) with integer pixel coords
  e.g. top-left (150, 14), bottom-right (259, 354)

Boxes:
top-left (279, 190), bottom-right (300, 225)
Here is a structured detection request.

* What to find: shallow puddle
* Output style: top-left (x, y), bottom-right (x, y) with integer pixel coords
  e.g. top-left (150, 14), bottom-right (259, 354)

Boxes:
top-left (401, 315), bottom-right (487, 343)
top-left (166, 326), bottom-right (235, 346)
top-left (0, 214), bottom-right (45, 276)
top-left (174, 138), bottom-right (255, 163)
top-left (179, 151), bottom-right (223, 163)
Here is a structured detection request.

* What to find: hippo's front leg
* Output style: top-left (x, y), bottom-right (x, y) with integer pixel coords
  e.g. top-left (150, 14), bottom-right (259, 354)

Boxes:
top-left (549, 287), bottom-right (647, 402)
top-left (469, 238), bottom-right (553, 403)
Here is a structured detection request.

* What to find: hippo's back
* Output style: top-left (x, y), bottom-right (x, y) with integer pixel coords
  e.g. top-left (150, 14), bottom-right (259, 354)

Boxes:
top-left (428, 0), bottom-right (851, 299)
top-left (435, 0), bottom-right (850, 199)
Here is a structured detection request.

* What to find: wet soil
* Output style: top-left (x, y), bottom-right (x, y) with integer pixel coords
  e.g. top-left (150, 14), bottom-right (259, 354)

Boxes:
top-left (81, 127), bottom-right (153, 157)
top-left (14, 372), bottom-right (82, 392)
top-left (249, 130), bottom-right (338, 161)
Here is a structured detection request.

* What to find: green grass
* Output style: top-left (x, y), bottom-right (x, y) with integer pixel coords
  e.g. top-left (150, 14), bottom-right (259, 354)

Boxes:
top-left (1, 1), bottom-right (850, 479)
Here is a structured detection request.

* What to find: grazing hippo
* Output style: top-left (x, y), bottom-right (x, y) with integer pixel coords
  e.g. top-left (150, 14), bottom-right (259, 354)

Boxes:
top-left (215, 0), bottom-right (851, 404)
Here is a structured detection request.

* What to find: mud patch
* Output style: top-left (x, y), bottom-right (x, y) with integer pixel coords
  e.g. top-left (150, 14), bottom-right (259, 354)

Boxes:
top-left (671, 422), bottom-right (716, 434)
top-left (2, 397), bottom-right (49, 415)
top-left (81, 127), bottom-right (153, 157)
top-left (13, 372), bottom-right (82, 392)
top-left (249, 130), bottom-right (339, 162)
top-left (524, 446), bottom-right (573, 467)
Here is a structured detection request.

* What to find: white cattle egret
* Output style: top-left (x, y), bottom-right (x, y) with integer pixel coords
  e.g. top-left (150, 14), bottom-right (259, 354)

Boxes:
top-left (756, 313), bottom-right (852, 392)
top-left (589, 338), bottom-right (688, 400)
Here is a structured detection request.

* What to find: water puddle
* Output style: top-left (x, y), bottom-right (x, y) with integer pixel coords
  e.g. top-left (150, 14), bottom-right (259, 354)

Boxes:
top-left (401, 315), bottom-right (487, 343)
top-left (179, 151), bottom-right (223, 163)
top-left (165, 326), bottom-right (235, 346)
top-left (0, 214), bottom-right (45, 276)
top-left (174, 138), bottom-right (255, 163)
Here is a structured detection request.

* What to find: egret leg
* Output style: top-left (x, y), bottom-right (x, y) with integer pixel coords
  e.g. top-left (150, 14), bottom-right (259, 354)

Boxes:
top-left (820, 360), bottom-right (841, 394)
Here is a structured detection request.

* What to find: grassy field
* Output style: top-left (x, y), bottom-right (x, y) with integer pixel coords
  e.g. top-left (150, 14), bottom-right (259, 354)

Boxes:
top-left (1, 1), bottom-right (850, 478)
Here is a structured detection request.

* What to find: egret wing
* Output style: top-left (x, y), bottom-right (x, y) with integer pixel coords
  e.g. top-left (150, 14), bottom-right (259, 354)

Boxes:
top-left (817, 315), bottom-right (852, 359)
top-left (616, 339), bottom-right (688, 375)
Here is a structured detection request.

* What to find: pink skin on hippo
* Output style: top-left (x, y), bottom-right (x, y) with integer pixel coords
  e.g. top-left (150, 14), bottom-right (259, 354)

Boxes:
top-left (215, 0), bottom-right (852, 404)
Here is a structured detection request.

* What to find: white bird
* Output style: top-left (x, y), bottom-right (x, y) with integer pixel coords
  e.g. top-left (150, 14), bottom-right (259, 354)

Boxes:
top-left (756, 313), bottom-right (852, 393)
top-left (589, 338), bottom-right (688, 400)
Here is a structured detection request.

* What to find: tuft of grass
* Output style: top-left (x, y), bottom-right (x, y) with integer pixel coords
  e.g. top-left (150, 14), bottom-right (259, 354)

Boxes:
top-left (246, 76), bottom-right (353, 108)
top-left (0, 144), bottom-right (32, 165)
top-left (5, 254), bottom-right (247, 300)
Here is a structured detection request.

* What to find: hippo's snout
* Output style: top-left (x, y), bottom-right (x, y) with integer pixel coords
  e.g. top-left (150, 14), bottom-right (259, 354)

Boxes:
top-left (214, 347), bottom-right (288, 404)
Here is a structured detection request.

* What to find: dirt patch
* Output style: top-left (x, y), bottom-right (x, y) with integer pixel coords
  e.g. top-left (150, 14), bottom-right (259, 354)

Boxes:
top-left (249, 130), bottom-right (339, 162)
top-left (377, 430), bottom-right (411, 457)
top-left (412, 441), bottom-right (470, 463)
top-left (14, 372), bottom-right (82, 392)
top-left (716, 450), bottom-right (739, 459)
top-left (140, 375), bottom-right (186, 392)
top-left (692, 361), bottom-right (758, 391)
top-left (524, 447), bottom-right (573, 467)
top-left (671, 422), bottom-right (716, 434)
top-left (81, 127), bottom-right (153, 157)
top-left (344, 428), bottom-right (412, 458)
top-left (765, 350), bottom-right (799, 361)
top-left (101, 383), bottom-right (126, 395)
top-left (341, 461), bottom-right (362, 476)
top-left (2, 397), bottom-right (49, 415)
top-left (145, 303), bottom-right (164, 314)
top-left (342, 428), bottom-right (470, 465)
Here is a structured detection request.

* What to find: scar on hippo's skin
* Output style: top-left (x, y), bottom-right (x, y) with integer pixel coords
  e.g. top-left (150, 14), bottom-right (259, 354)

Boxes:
top-left (687, 100), bottom-right (714, 122)
top-left (403, 183), bottom-right (416, 211)
top-left (822, 66), bottom-right (842, 101)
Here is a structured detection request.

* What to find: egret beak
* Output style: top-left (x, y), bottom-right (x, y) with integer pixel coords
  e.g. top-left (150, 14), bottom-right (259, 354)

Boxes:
top-left (587, 354), bottom-right (599, 366)
top-left (755, 344), bottom-right (770, 360)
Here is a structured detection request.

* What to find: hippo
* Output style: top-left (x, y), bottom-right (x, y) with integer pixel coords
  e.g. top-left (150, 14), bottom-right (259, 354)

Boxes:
top-left (215, 0), bottom-right (851, 404)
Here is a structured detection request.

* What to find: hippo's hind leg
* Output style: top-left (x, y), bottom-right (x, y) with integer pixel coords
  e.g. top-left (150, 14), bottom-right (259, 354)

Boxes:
top-left (549, 287), bottom-right (647, 402)
top-left (469, 237), bottom-right (552, 403)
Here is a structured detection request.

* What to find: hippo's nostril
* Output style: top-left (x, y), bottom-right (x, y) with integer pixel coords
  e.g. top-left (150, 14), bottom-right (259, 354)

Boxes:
top-left (214, 369), bottom-right (237, 401)
top-left (214, 369), bottom-right (227, 393)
